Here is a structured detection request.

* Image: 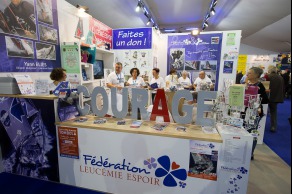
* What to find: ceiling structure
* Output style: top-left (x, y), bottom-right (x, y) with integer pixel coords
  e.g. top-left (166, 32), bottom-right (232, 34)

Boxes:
top-left (66, 0), bottom-right (291, 53)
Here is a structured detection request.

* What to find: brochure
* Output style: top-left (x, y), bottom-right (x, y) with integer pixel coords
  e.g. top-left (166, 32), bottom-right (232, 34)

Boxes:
top-left (152, 123), bottom-right (169, 131)
top-left (130, 121), bottom-right (143, 128)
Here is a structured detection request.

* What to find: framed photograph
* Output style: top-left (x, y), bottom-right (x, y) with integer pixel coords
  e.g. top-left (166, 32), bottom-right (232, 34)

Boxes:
top-left (201, 61), bottom-right (217, 71)
top-left (0, 0), bottom-right (37, 40)
top-left (36, 42), bottom-right (56, 60)
top-left (5, 36), bottom-right (34, 58)
top-left (39, 24), bottom-right (58, 44)
top-left (185, 61), bottom-right (200, 71)
top-left (170, 48), bottom-right (185, 70)
top-left (36, 0), bottom-right (53, 25)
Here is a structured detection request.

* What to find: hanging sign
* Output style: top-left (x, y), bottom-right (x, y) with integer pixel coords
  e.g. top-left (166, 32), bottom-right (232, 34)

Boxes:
top-left (113, 28), bottom-right (152, 50)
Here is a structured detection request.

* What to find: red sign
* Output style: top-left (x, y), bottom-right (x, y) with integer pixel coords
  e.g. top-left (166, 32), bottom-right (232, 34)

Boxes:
top-left (58, 127), bottom-right (79, 159)
top-left (90, 18), bottom-right (113, 48)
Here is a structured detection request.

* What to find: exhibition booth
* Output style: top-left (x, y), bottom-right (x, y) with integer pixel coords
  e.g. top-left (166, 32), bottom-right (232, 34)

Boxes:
top-left (0, 0), bottom-right (274, 194)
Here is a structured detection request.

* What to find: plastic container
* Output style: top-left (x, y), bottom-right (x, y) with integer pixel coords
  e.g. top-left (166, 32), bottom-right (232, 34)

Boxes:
top-left (0, 77), bottom-right (21, 94)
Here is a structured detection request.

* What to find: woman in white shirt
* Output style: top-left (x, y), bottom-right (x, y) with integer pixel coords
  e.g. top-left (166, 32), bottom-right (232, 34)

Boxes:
top-left (178, 70), bottom-right (192, 89)
top-left (149, 68), bottom-right (165, 103)
top-left (125, 68), bottom-right (145, 88)
top-left (165, 69), bottom-right (179, 88)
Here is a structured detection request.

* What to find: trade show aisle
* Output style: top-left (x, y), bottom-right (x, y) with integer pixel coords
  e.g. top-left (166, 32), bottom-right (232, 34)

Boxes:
top-left (248, 144), bottom-right (291, 194)
top-left (264, 99), bottom-right (291, 166)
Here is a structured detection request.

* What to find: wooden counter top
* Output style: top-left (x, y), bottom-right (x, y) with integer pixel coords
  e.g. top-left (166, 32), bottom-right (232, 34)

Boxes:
top-left (0, 94), bottom-right (58, 100)
top-left (56, 116), bottom-right (222, 143)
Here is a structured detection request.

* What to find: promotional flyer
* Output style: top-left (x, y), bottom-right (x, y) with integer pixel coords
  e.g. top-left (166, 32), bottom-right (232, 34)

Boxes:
top-left (0, 0), bottom-right (61, 72)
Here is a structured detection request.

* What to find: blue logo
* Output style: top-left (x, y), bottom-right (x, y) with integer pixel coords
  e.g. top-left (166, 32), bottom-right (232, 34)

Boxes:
top-left (239, 167), bottom-right (248, 174)
top-left (155, 156), bottom-right (187, 187)
top-left (208, 143), bottom-right (215, 149)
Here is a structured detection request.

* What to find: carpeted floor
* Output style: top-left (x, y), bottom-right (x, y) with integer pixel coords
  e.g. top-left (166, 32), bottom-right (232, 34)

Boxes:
top-left (264, 99), bottom-right (291, 166)
top-left (0, 173), bottom-right (106, 194)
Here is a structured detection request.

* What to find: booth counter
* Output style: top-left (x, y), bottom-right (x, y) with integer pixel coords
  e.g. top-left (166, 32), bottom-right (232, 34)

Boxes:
top-left (56, 116), bottom-right (253, 194)
top-left (0, 94), bottom-right (60, 182)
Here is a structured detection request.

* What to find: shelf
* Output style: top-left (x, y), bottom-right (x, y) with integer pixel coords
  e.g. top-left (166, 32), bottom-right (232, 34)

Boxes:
top-left (81, 80), bottom-right (102, 84)
top-left (81, 80), bottom-right (93, 84)
top-left (96, 47), bottom-right (114, 54)
top-left (81, 62), bottom-right (93, 67)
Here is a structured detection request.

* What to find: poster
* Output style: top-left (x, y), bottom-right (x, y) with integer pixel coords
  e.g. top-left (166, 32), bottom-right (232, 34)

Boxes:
top-left (58, 127), bottom-right (79, 159)
top-left (229, 85), bottom-right (245, 107)
top-left (0, 98), bottom-right (60, 182)
top-left (223, 61), bottom-right (234, 74)
top-left (167, 33), bottom-right (223, 89)
top-left (61, 44), bottom-right (80, 74)
top-left (0, 0), bottom-right (61, 72)
top-left (14, 74), bottom-right (36, 94)
top-left (188, 140), bottom-right (220, 181)
top-left (90, 18), bottom-right (113, 48)
top-left (237, 55), bottom-right (247, 74)
top-left (226, 33), bottom-right (236, 46)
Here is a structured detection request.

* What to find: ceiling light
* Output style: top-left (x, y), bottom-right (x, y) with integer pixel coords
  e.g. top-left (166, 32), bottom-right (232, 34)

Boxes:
top-left (211, 8), bottom-right (216, 16)
top-left (135, 3), bottom-right (141, 12)
top-left (164, 29), bottom-right (176, 32)
top-left (212, 0), bottom-right (218, 7)
top-left (203, 21), bottom-right (209, 27)
top-left (186, 27), bottom-right (197, 31)
top-left (147, 19), bottom-right (151, 26)
top-left (191, 28), bottom-right (200, 36)
top-left (76, 5), bottom-right (87, 12)
top-left (205, 13), bottom-right (211, 21)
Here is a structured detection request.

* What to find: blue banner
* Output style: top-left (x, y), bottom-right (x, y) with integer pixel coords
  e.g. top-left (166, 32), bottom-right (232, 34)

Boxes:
top-left (0, 0), bottom-right (61, 72)
top-left (113, 28), bottom-right (152, 50)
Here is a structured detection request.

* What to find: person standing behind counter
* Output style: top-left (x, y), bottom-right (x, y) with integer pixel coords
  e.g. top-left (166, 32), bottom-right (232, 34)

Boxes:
top-left (165, 69), bottom-right (179, 88)
top-left (49, 67), bottom-right (67, 92)
top-left (106, 62), bottom-right (125, 92)
top-left (178, 71), bottom-right (192, 89)
top-left (149, 68), bottom-right (165, 103)
top-left (193, 71), bottom-right (213, 91)
top-left (125, 68), bottom-right (145, 88)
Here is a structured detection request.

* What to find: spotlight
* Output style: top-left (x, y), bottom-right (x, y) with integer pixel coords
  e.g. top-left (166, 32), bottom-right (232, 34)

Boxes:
top-left (135, 2), bottom-right (141, 12)
top-left (203, 21), bottom-right (209, 27)
top-left (147, 19), bottom-right (151, 26)
top-left (76, 5), bottom-right (89, 13)
top-left (205, 13), bottom-right (211, 21)
top-left (212, 0), bottom-right (218, 7)
top-left (164, 29), bottom-right (176, 32)
top-left (211, 8), bottom-right (216, 15)
top-left (202, 25), bottom-right (207, 31)
top-left (191, 28), bottom-right (200, 36)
